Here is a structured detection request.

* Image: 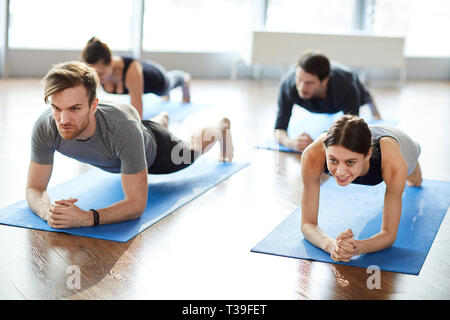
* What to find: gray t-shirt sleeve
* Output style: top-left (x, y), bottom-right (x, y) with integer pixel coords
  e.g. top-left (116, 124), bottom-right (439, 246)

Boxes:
top-left (114, 120), bottom-right (148, 174)
top-left (30, 111), bottom-right (55, 165)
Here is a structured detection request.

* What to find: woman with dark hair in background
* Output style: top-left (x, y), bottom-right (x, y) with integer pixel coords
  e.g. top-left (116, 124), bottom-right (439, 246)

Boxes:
top-left (81, 37), bottom-right (191, 119)
top-left (300, 115), bottom-right (422, 262)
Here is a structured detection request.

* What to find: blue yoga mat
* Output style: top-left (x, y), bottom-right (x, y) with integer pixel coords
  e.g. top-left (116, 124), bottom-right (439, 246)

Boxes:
top-left (0, 158), bottom-right (249, 242)
top-left (251, 178), bottom-right (450, 275)
top-left (256, 111), bottom-right (399, 153)
top-left (100, 93), bottom-right (210, 122)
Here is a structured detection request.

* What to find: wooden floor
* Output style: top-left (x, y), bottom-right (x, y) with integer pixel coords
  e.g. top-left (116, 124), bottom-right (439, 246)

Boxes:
top-left (0, 78), bottom-right (449, 300)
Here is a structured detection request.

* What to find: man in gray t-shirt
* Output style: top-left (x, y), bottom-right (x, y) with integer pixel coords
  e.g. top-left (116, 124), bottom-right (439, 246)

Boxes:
top-left (26, 61), bottom-right (233, 229)
top-left (32, 101), bottom-right (157, 175)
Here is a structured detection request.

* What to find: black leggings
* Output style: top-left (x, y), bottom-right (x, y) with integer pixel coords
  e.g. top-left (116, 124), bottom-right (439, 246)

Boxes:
top-left (142, 120), bottom-right (200, 174)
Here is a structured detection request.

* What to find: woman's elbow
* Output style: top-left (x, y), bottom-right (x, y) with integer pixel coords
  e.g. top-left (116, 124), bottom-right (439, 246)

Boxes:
top-left (300, 223), bottom-right (307, 235)
top-left (383, 232), bottom-right (397, 249)
top-left (301, 222), bottom-right (316, 236)
top-left (387, 236), bottom-right (397, 248)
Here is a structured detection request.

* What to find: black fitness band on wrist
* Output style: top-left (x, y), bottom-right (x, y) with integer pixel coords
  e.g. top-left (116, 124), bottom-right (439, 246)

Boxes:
top-left (90, 209), bottom-right (100, 227)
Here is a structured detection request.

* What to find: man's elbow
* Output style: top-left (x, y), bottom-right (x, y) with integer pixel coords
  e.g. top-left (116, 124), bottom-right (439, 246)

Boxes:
top-left (129, 202), bottom-right (146, 220)
top-left (25, 186), bottom-right (45, 205)
top-left (274, 129), bottom-right (289, 145)
top-left (25, 187), bottom-right (32, 201)
top-left (274, 128), bottom-right (285, 136)
top-left (25, 186), bottom-right (39, 197)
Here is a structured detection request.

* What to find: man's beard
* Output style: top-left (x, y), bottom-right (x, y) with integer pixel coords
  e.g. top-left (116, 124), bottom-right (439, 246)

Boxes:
top-left (57, 118), bottom-right (90, 140)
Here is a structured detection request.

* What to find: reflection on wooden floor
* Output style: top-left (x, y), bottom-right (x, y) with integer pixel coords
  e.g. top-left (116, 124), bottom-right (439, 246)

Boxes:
top-left (0, 78), bottom-right (449, 299)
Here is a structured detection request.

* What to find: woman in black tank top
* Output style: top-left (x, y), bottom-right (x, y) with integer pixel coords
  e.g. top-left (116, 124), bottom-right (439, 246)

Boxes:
top-left (300, 115), bottom-right (422, 263)
top-left (81, 37), bottom-right (191, 119)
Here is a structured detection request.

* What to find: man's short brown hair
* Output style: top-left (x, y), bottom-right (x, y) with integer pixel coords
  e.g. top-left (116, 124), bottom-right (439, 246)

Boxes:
top-left (43, 61), bottom-right (99, 106)
top-left (297, 50), bottom-right (330, 81)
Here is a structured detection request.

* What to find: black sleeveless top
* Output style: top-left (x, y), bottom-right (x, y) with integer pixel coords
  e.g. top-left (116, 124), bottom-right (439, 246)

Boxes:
top-left (102, 56), bottom-right (167, 95)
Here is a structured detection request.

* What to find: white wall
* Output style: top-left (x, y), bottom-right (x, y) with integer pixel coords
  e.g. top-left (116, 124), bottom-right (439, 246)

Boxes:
top-left (5, 48), bottom-right (450, 81)
top-left (406, 57), bottom-right (450, 81)
top-left (6, 49), bottom-right (240, 79)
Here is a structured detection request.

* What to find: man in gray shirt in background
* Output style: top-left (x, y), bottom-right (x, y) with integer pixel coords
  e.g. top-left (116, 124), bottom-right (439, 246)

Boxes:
top-left (26, 61), bottom-right (233, 229)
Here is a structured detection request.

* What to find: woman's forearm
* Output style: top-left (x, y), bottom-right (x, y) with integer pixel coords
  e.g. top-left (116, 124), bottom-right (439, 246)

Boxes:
top-left (130, 96), bottom-right (143, 119)
top-left (355, 231), bottom-right (396, 255)
top-left (301, 223), bottom-right (335, 253)
top-left (354, 179), bottom-right (403, 255)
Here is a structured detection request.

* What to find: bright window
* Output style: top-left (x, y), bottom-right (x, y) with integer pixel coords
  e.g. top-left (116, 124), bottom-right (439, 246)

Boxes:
top-left (371, 0), bottom-right (450, 57)
top-left (143, 0), bottom-right (253, 52)
top-left (8, 0), bottom-right (133, 50)
top-left (265, 0), bottom-right (356, 34)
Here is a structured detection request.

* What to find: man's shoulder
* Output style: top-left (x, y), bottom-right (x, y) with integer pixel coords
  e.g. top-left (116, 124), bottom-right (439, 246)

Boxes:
top-left (329, 62), bottom-right (360, 92)
top-left (96, 101), bottom-right (143, 139)
top-left (98, 100), bottom-right (136, 114)
top-left (32, 108), bottom-right (57, 135)
top-left (97, 101), bottom-right (141, 122)
top-left (34, 107), bottom-right (53, 122)
top-left (330, 62), bottom-right (354, 79)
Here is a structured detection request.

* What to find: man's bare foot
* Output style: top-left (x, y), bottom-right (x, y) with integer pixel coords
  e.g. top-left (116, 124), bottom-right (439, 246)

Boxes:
top-left (161, 94), bottom-right (170, 101)
top-left (218, 117), bottom-right (233, 163)
top-left (182, 73), bottom-right (191, 104)
top-left (407, 162), bottom-right (422, 187)
top-left (151, 111), bottom-right (169, 128)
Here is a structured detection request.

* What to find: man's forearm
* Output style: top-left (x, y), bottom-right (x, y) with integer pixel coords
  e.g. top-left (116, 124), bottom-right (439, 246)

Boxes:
top-left (274, 129), bottom-right (291, 147)
top-left (26, 188), bottom-right (51, 221)
top-left (89, 198), bottom-right (146, 226)
top-left (368, 100), bottom-right (381, 118)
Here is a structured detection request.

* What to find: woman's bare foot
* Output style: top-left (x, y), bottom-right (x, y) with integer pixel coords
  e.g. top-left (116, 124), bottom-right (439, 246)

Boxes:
top-left (151, 111), bottom-right (169, 128)
top-left (407, 162), bottom-right (422, 187)
top-left (218, 117), bottom-right (233, 163)
top-left (182, 73), bottom-right (191, 103)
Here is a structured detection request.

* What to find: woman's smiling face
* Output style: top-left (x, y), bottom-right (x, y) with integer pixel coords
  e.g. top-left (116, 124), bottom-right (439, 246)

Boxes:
top-left (325, 144), bottom-right (371, 186)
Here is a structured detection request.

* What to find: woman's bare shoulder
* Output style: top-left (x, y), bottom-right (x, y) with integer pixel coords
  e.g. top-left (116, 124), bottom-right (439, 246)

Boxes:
top-left (301, 133), bottom-right (326, 176)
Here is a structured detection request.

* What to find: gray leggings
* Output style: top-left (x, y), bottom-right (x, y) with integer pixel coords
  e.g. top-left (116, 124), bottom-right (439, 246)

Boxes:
top-left (142, 59), bottom-right (186, 96)
top-left (160, 70), bottom-right (186, 96)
